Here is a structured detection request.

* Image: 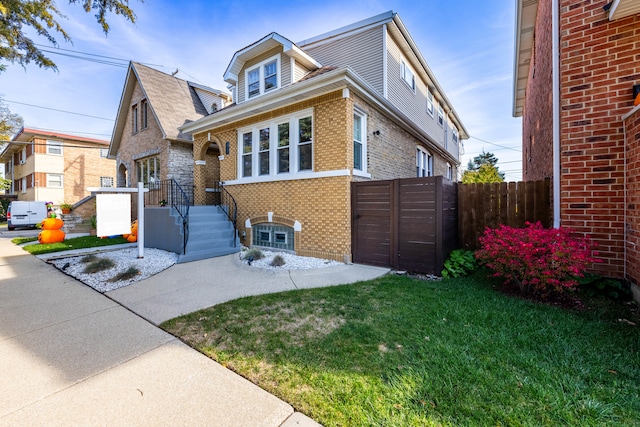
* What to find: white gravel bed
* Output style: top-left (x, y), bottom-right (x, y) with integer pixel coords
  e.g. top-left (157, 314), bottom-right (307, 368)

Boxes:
top-left (50, 247), bottom-right (178, 293)
top-left (242, 249), bottom-right (342, 270)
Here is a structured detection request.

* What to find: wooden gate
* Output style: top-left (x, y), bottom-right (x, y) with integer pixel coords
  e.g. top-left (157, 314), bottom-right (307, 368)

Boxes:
top-left (351, 176), bottom-right (457, 274)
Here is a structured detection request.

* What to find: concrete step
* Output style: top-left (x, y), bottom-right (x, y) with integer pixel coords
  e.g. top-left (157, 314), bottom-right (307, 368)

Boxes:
top-left (177, 242), bottom-right (240, 263)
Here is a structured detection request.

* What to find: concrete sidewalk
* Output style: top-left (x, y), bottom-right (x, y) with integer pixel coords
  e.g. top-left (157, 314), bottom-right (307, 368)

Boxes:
top-left (106, 252), bottom-right (389, 325)
top-left (0, 234), bottom-right (295, 425)
top-left (0, 230), bottom-right (389, 425)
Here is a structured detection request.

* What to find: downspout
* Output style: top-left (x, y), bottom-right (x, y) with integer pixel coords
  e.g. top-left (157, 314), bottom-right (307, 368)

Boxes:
top-left (552, 0), bottom-right (561, 228)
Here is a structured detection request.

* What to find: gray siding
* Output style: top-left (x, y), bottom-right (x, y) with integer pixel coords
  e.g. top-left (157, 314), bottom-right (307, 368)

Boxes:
top-left (303, 26), bottom-right (384, 94)
top-left (293, 61), bottom-right (311, 82)
top-left (386, 32), bottom-right (458, 161)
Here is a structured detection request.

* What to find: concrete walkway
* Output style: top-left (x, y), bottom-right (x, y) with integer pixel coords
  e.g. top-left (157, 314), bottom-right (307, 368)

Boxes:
top-left (0, 229), bottom-right (389, 425)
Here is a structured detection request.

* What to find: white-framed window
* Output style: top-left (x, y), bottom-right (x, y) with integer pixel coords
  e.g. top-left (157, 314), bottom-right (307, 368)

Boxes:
top-left (401, 60), bottom-right (416, 92)
top-left (447, 163), bottom-right (453, 180)
top-left (237, 109), bottom-right (313, 179)
top-left (20, 147), bottom-right (27, 163)
top-left (137, 156), bottom-right (160, 185)
top-left (277, 122), bottom-right (290, 174)
top-left (427, 90), bottom-right (434, 117)
top-left (437, 105), bottom-right (444, 127)
top-left (452, 128), bottom-right (459, 144)
top-left (100, 148), bottom-right (109, 158)
top-left (100, 176), bottom-right (114, 187)
top-left (47, 173), bottom-right (63, 188)
top-left (353, 109), bottom-right (367, 172)
top-left (416, 147), bottom-right (433, 177)
top-left (46, 140), bottom-right (63, 156)
top-left (21, 177), bottom-right (27, 193)
top-left (132, 105), bottom-right (138, 133)
top-left (246, 54), bottom-right (280, 99)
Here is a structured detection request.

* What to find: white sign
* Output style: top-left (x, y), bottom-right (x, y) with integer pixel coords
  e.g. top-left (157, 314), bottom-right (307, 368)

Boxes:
top-left (96, 194), bottom-right (132, 237)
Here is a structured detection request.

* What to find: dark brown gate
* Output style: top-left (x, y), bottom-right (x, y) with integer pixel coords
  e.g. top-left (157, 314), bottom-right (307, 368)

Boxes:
top-left (351, 176), bottom-right (457, 275)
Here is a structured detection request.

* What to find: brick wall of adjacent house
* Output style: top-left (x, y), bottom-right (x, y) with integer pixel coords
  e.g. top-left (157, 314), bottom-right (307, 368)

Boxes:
top-left (522, 0), bottom-right (553, 181)
top-left (557, 2), bottom-right (640, 277)
top-left (63, 143), bottom-right (114, 203)
top-left (115, 80), bottom-right (169, 190)
top-left (624, 107), bottom-right (640, 299)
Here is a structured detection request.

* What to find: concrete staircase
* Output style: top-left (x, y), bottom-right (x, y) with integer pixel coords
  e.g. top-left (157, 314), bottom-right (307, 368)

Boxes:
top-left (177, 205), bottom-right (240, 263)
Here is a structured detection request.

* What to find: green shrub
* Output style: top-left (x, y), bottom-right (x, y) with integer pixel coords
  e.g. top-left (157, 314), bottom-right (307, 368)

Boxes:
top-left (578, 273), bottom-right (632, 300)
top-left (82, 258), bottom-right (115, 274)
top-left (270, 254), bottom-right (286, 267)
top-left (243, 248), bottom-right (264, 261)
top-left (442, 249), bottom-right (477, 278)
top-left (109, 266), bottom-right (140, 282)
top-left (80, 254), bottom-right (98, 263)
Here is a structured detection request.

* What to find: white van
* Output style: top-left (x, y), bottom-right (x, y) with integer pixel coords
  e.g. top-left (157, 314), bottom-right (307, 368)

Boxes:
top-left (7, 201), bottom-right (48, 230)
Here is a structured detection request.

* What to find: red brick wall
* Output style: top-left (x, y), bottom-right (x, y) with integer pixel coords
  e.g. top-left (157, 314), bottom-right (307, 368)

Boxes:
top-left (558, 1), bottom-right (640, 277)
top-left (523, 0), bottom-right (554, 181)
top-left (625, 107), bottom-right (640, 288)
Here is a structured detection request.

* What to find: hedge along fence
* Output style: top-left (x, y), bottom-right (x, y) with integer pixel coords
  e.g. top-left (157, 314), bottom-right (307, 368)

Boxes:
top-left (458, 178), bottom-right (552, 250)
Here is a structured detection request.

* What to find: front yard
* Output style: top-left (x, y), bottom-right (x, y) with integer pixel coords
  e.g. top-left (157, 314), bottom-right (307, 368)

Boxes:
top-left (162, 274), bottom-right (640, 426)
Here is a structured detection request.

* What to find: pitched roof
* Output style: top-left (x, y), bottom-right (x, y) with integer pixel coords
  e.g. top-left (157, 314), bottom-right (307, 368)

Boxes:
top-left (13, 127), bottom-right (109, 145)
top-left (109, 62), bottom-right (225, 156)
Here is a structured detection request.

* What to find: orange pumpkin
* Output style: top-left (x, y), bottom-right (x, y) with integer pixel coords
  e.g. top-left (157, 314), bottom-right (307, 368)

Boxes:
top-left (38, 229), bottom-right (65, 244)
top-left (41, 217), bottom-right (64, 230)
top-left (635, 92), bottom-right (640, 107)
top-left (127, 235), bottom-right (137, 243)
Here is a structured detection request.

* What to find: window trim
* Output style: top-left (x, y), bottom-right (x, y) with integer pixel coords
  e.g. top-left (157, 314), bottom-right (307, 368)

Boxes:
top-left (136, 156), bottom-right (160, 186)
top-left (46, 173), bottom-right (63, 188)
top-left (245, 54), bottom-right (281, 100)
top-left (100, 176), bottom-right (114, 188)
top-left (353, 107), bottom-right (368, 175)
top-left (237, 108), bottom-right (313, 180)
top-left (437, 105), bottom-right (444, 128)
top-left (452, 128), bottom-right (459, 144)
top-left (46, 140), bottom-right (63, 156)
top-left (132, 104), bottom-right (139, 134)
top-left (446, 163), bottom-right (453, 180)
top-left (401, 60), bottom-right (416, 92)
top-left (141, 99), bottom-right (148, 130)
top-left (416, 146), bottom-right (433, 178)
top-left (427, 90), bottom-right (434, 117)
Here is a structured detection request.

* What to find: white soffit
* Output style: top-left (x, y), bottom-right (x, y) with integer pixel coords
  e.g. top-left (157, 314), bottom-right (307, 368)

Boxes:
top-left (513, 0), bottom-right (539, 117)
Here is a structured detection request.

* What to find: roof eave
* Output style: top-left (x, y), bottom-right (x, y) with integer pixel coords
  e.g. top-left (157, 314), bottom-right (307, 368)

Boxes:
top-left (512, 0), bottom-right (539, 117)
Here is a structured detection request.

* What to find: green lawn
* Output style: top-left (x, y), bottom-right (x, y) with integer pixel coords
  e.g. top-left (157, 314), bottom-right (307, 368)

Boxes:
top-left (162, 274), bottom-right (640, 427)
top-left (15, 235), bottom-right (129, 255)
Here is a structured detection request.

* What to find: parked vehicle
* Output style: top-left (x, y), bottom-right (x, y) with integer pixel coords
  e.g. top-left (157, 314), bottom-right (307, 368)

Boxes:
top-left (7, 201), bottom-right (48, 231)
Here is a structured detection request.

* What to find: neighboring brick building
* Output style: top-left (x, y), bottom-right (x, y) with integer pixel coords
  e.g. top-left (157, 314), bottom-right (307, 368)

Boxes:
top-left (181, 11), bottom-right (469, 262)
top-left (0, 128), bottom-right (114, 207)
top-left (513, 1), bottom-right (640, 297)
top-left (108, 62), bottom-right (232, 198)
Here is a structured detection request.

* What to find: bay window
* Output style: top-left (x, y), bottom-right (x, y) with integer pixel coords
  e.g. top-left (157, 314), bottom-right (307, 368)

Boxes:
top-left (238, 109), bottom-right (313, 179)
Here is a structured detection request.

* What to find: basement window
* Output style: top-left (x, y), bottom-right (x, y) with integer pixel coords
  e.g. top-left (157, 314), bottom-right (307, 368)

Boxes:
top-left (252, 224), bottom-right (294, 251)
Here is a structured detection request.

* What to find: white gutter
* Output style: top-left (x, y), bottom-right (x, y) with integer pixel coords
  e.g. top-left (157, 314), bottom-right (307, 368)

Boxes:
top-left (552, 0), bottom-right (561, 228)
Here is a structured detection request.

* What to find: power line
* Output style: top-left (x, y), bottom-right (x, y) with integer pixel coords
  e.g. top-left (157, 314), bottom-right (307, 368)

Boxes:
top-left (4, 99), bottom-right (114, 121)
top-left (34, 43), bottom-right (164, 69)
top-left (468, 135), bottom-right (522, 152)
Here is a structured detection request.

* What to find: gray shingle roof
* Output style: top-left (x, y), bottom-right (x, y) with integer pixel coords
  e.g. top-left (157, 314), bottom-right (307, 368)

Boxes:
top-left (132, 62), bottom-right (209, 140)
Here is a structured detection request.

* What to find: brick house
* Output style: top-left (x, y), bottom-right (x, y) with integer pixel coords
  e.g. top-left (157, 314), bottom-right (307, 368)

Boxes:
top-left (108, 62), bottom-right (232, 198)
top-left (513, 0), bottom-right (640, 298)
top-left (179, 11), bottom-right (468, 262)
top-left (0, 128), bottom-right (114, 208)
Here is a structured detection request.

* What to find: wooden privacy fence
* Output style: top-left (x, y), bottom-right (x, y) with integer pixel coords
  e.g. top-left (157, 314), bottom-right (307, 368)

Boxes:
top-left (351, 176), bottom-right (457, 275)
top-left (458, 178), bottom-right (552, 250)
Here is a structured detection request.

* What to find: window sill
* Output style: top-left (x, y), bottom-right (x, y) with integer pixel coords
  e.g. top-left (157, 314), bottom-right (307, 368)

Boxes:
top-left (353, 170), bottom-right (371, 179)
top-left (225, 169), bottom-right (350, 185)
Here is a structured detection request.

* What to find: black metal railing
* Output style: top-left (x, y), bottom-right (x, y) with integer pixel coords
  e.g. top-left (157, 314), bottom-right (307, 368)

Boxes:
top-left (145, 179), bottom-right (190, 254)
top-left (218, 182), bottom-right (238, 247)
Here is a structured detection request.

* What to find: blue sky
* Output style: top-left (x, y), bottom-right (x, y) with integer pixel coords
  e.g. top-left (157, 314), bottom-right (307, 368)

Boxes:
top-left (1, 0), bottom-right (523, 180)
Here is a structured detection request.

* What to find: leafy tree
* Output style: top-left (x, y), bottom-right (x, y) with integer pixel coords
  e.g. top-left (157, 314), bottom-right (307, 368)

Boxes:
top-left (0, 0), bottom-right (140, 71)
top-left (1, 97), bottom-right (24, 141)
top-left (466, 150), bottom-right (501, 172)
top-left (461, 163), bottom-right (505, 184)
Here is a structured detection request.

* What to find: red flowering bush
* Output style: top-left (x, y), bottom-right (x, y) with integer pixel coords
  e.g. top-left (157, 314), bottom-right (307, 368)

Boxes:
top-left (475, 222), bottom-right (600, 297)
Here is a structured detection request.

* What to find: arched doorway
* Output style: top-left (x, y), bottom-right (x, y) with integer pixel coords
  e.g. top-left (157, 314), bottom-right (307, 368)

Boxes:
top-left (203, 141), bottom-right (221, 205)
top-left (117, 163), bottom-right (128, 187)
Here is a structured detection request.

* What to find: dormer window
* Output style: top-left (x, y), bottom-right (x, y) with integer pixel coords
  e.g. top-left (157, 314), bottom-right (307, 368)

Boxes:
top-left (246, 54), bottom-right (280, 99)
